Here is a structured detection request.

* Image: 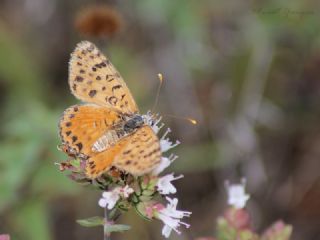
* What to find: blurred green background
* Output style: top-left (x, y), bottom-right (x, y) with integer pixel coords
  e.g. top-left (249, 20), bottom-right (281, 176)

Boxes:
top-left (0, 0), bottom-right (320, 239)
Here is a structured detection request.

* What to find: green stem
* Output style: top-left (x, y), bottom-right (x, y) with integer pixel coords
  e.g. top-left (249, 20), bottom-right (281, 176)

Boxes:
top-left (108, 207), bottom-right (117, 220)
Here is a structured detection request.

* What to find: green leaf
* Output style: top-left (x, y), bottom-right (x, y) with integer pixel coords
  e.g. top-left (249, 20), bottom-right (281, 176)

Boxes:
top-left (70, 159), bottom-right (81, 168)
top-left (139, 195), bottom-right (152, 202)
top-left (142, 189), bottom-right (155, 197)
top-left (76, 216), bottom-right (104, 227)
top-left (131, 193), bottom-right (140, 204)
top-left (105, 224), bottom-right (131, 233)
top-left (238, 230), bottom-right (259, 240)
top-left (216, 217), bottom-right (237, 240)
top-left (77, 216), bottom-right (130, 233)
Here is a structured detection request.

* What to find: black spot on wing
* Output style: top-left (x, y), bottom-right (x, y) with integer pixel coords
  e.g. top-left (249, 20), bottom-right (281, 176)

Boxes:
top-left (125, 160), bottom-right (132, 165)
top-left (112, 85), bottom-right (122, 92)
top-left (76, 142), bottom-right (83, 151)
top-left (108, 96), bottom-right (118, 106)
top-left (75, 76), bottom-right (84, 82)
top-left (72, 136), bottom-right (78, 143)
top-left (106, 74), bottom-right (114, 82)
top-left (88, 90), bottom-right (97, 97)
top-left (123, 149), bottom-right (132, 155)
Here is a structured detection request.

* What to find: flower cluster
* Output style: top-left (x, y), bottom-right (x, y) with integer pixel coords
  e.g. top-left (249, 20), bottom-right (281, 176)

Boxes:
top-left (196, 179), bottom-right (292, 240)
top-left (57, 113), bottom-right (191, 238)
top-left (96, 114), bottom-right (190, 238)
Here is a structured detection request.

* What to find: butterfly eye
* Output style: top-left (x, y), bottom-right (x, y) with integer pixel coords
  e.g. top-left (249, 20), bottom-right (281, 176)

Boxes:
top-left (134, 115), bottom-right (144, 125)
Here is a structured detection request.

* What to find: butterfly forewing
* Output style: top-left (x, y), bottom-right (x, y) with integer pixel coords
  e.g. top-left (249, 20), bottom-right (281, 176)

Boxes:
top-left (69, 41), bottom-right (139, 115)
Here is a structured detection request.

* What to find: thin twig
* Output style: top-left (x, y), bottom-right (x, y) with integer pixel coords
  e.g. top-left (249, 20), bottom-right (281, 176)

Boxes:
top-left (104, 206), bottom-right (111, 240)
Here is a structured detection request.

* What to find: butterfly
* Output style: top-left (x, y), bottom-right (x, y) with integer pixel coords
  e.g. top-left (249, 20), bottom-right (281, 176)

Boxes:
top-left (58, 41), bottom-right (162, 179)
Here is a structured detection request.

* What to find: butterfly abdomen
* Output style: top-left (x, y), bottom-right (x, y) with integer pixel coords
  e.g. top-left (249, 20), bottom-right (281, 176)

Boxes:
top-left (92, 115), bottom-right (145, 153)
top-left (92, 130), bottom-right (121, 152)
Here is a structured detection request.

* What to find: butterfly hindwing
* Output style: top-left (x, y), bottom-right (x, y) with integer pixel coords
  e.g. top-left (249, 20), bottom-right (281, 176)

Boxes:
top-left (85, 139), bottom-right (129, 179)
top-left (59, 104), bottom-right (123, 156)
top-left (85, 126), bottom-right (161, 178)
top-left (69, 41), bottom-right (139, 115)
top-left (113, 126), bottom-right (161, 176)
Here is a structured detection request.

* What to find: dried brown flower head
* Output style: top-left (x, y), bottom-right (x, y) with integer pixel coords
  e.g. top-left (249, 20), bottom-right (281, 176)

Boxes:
top-left (75, 5), bottom-right (123, 38)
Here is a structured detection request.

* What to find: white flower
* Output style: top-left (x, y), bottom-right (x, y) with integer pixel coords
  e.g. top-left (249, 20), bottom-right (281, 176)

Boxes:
top-left (157, 173), bottom-right (184, 195)
top-left (143, 112), bottom-right (164, 134)
top-left (98, 190), bottom-right (120, 210)
top-left (152, 116), bottom-right (165, 133)
top-left (152, 154), bottom-right (178, 175)
top-left (119, 185), bottom-right (134, 198)
top-left (155, 197), bottom-right (191, 238)
top-left (225, 179), bottom-right (250, 209)
top-left (98, 185), bottom-right (134, 210)
top-left (160, 128), bottom-right (180, 152)
top-left (143, 113), bottom-right (180, 152)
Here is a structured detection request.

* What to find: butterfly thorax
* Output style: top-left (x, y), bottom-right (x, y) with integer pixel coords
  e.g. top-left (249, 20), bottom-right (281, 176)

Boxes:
top-left (92, 114), bottom-right (145, 153)
top-left (123, 115), bottom-right (144, 132)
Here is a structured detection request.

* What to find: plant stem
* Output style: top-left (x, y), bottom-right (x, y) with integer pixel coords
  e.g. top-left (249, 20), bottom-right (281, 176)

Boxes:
top-left (104, 206), bottom-right (111, 240)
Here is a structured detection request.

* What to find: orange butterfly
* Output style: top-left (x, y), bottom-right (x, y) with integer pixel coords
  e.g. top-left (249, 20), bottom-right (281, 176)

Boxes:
top-left (59, 41), bottom-right (161, 179)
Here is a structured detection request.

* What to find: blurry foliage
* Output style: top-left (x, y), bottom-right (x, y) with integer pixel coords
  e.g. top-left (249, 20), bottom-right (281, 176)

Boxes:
top-left (0, 0), bottom-right (320, 240)
top-left (215, 208), bottom-right (292, 240)
top-left (0, 21), bottom-right (80, 240)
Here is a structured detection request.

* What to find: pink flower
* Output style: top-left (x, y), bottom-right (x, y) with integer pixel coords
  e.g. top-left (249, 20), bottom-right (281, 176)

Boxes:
top-left (224, 207), bottom-right (251, 230)
top-left (195, 238), bottom-right (216, 240)
top-left (0, 235), bottom-right (10, 240)
top-left (119, 185), bottom-right (134, 198)
top-left (262, 220), bottom-right (292, 240)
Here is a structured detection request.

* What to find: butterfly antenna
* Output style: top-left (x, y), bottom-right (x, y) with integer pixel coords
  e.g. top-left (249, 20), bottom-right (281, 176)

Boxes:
top-left (151, 73), bottom-right (164, 112)
top-left (151, 73), bottom-right (197, 125)
top-left (162, 114), bottom-right (197, 125)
